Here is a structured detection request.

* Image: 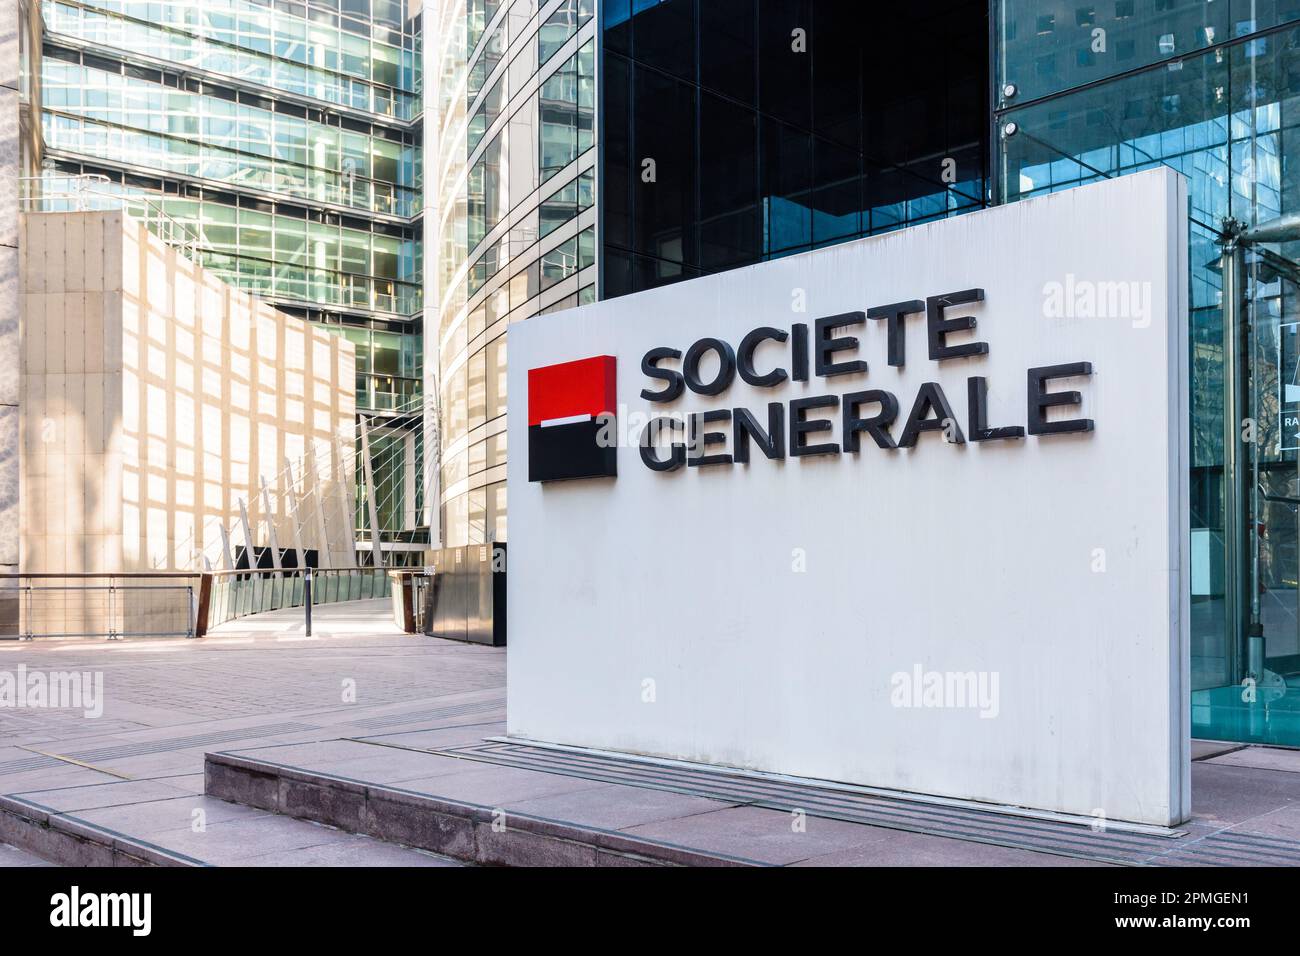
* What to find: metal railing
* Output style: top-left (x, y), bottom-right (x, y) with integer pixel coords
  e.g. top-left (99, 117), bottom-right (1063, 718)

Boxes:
top-left (20, 174), bottom-right (209, 260)
top-left (0, 568), bottom-right (393, 640)
top-left (0, 573), bottom-right (203, 641)
top-left (204, 567), bottom-right (392, 632)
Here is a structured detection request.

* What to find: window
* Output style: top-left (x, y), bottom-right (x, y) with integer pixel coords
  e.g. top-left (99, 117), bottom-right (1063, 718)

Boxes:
top-left (538, 0), bottom-right (594, 67)
top-left (539, 167), bottom-right (595, 237)
top-left (538, 38), bottom-right (594, 183)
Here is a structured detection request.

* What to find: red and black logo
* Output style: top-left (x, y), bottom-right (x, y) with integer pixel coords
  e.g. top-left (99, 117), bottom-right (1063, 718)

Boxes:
top-left (527, 356), bottom-right (617, 482)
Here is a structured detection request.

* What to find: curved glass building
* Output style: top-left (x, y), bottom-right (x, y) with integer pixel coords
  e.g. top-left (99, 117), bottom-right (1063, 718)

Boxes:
top-left (430, 0), bottom-right (597, 548)
top-left (429, 0), bottom-right (986, 547)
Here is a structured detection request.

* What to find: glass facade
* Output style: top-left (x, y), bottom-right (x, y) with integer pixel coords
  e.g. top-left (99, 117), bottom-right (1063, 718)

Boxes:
top-left (428, 0), bottom-right (987, 547)
top-left (601, 0), bottom-right (989, 296)
top-left (38, 0), bottom-right (424, 418)
top-left (431, 0), bottom-right (597, 547)
top-left (996, 1), bottom-right (1300, 745)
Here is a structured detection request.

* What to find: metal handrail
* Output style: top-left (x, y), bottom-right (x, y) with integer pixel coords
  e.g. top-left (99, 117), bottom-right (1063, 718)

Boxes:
top-left (0, 571), bottom-right (204, 641)
top-left (203, 566), bottom-right (393, 632)
top-left (0, 571), bottom-right (203, 579)
top-left (20, 174), bottom-right (210, 260)
top-left (0, 567), bottom-right (392, 640)
top-left (1259, 483), bottom-right (1300, 507)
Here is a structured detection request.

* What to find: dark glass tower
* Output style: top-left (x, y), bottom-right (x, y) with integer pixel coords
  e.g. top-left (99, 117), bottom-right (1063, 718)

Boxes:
top-left (600, 0), bottom-right (990, 297)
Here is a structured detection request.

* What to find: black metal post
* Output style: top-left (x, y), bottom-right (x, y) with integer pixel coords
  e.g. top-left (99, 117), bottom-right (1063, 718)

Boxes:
top-left (304, 566), bottom-right (313, 637)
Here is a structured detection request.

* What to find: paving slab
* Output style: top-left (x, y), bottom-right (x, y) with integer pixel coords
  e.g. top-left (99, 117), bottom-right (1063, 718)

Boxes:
top-left (1224, 803), bottom-right (1300, 840)
top-left (10, 778), bottom-right (194, 812)
top-left (506, 781), bottom-right (740, 831)
top-left (789, 830), bottom-right (1115, 867)
top-left (1192, 739), bottom-right (1244, 761)
top-left (0, 601), bottom-right (501, 866)
top-left (70, 795), bottom-right (272, 835)
top-left (1205, 745), bottom-right (1300, 773)
top-left (231, 834), bottom-right (461, 867)
top-left (390, 763), bottom-right (615, 806)
top-left (619, 805), bottom-right (900, 866)
top-left (356, 721), bottom-right (509, 750)
top-left (125, 814), bottom-right (379, 864)
top-left (1187, 762), bottom-right (1300, 826)
top-left (0, 841), bottom-right (53, 866)
top-left (7, 598), bottom-right (1300, 866)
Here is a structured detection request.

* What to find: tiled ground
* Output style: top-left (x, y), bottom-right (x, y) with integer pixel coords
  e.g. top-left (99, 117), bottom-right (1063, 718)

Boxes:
top-left (3, 600), bottom-right (1299, 866)
top-left (216, 732), bottom-right (1300, 866)
top-left (0, 841), bottom-right (53, 866)
top-left (0, 600), bottom-right (487, 865)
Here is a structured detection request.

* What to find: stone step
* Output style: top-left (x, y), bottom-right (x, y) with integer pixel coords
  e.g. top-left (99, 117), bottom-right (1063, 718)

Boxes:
top-left (205, 751), bottom-right (760, 867)
top-left (0, 840), bottom-right (55, 867)
top-left (0, 790), bottom-right (464, 867)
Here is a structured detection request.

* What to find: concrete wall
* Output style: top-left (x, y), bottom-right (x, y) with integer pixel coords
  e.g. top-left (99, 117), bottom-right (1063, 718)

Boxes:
top-left (18, 211), bottom-right (356, 635)
top-left (0, 0), bottom-right (31, 633)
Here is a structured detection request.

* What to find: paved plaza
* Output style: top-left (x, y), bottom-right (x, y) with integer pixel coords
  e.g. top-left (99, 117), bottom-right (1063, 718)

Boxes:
top-left (1, 600), bottom-right (1299, 866)
top-left (0, 600), bottom-right (493, 865)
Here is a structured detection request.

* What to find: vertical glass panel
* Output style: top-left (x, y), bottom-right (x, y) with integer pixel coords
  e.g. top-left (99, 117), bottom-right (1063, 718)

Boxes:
top-left (700, 92), bottom-right (759, 270)
top-left (632, 0), bottom-right (694, 82)
top-left (700, 0), bottom-right (755, 104)
top-left (485, 334), bottom-right (507, 419)
top-left (758, 0), bottom-right (810, 128)
top-left (539, 50), bottom-right (578, 180)
top-left (998, 0), bottom-right (1227, 104)
top-left (539, 0), bottom-right (595, 68)
top-left (997, 11), bottom-right (1300, 746)
top-left (631, 62), bottom-right (696, 268)
top-left (761, 116), bottom-right (812, 253)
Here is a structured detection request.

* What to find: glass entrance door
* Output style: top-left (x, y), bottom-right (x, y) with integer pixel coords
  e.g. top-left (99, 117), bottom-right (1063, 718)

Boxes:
top-left (1194, 245), bottom-right (1300, 743)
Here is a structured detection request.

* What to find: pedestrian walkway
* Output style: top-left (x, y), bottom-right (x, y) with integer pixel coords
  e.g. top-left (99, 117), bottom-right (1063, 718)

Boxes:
top-left (0, 600), bottom-right (490, 865)
top-left (2, 601), bottom-right (1299, 866)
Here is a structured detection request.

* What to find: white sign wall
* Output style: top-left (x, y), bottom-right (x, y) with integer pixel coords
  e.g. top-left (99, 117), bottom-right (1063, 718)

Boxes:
top-left (506, 168), bottom-right (1190, 826)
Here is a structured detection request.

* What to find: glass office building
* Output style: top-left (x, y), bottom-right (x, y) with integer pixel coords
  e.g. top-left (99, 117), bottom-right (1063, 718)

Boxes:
top-left (37, 0), bottom-right (424, 414)
top-left (995, 1), bottom-right (1300, 746)
top-left (431, 0), bottom-right (598, 547)
top-left (430, 0), bottom-right (988, 547)
top-left (36, 0), bottom-right (427, 547)
top-left (600, 0), bottom-right (987, 295)
top-left (428, 0), bottom-right (1300, 749)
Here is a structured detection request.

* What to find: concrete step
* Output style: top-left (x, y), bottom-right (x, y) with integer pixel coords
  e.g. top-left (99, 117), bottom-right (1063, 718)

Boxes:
top-left (202, 736), bottom-right (1300, 867)
top-left (205, 750), bottom-right (759, 867)
top-left (0, 840), bottom-right (54, 866)
top-left (0, 789), bottom-right (464, 867)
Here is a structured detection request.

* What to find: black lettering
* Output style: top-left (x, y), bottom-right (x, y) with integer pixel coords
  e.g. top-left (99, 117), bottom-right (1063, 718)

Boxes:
top-left (688, 409), bottom-right (733, 467)
top-left (790, 395), bottom-right (840, 457)
top-left (733, 404), bottom-right (786, 463)
top-left (926, 289), bottom-right (989, 361)
top-left (683, 337), bottom-right (736, 396)
top-left (1027, 362), bottom-right (1095, 435)
top-left (842, 389), bottom-right (899, 451)
top-left (640, 347), bottom-right (684, 402)
top-left (639, 416), bottom-right (686, 471)
top-left (967, 376), bottom-right (1025, 441)
top-left (737, 327), bottom-right (789, 388)
top-left (867, 300), bottom-right (924, 368)
top-left (791, 323), bottom-right (810, 382)
top-left (814, 312), bottom-right (868, 377)
top-left (898, 382), bottom-right (965, 447)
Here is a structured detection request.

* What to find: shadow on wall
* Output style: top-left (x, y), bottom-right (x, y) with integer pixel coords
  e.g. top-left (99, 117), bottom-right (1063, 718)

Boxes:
top-left (17, 210), bottom-right (357, 637)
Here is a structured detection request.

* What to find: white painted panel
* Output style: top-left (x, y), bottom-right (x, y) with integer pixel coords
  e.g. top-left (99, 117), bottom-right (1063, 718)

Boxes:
top-left (506, 168), bottom-right (1191, 826)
